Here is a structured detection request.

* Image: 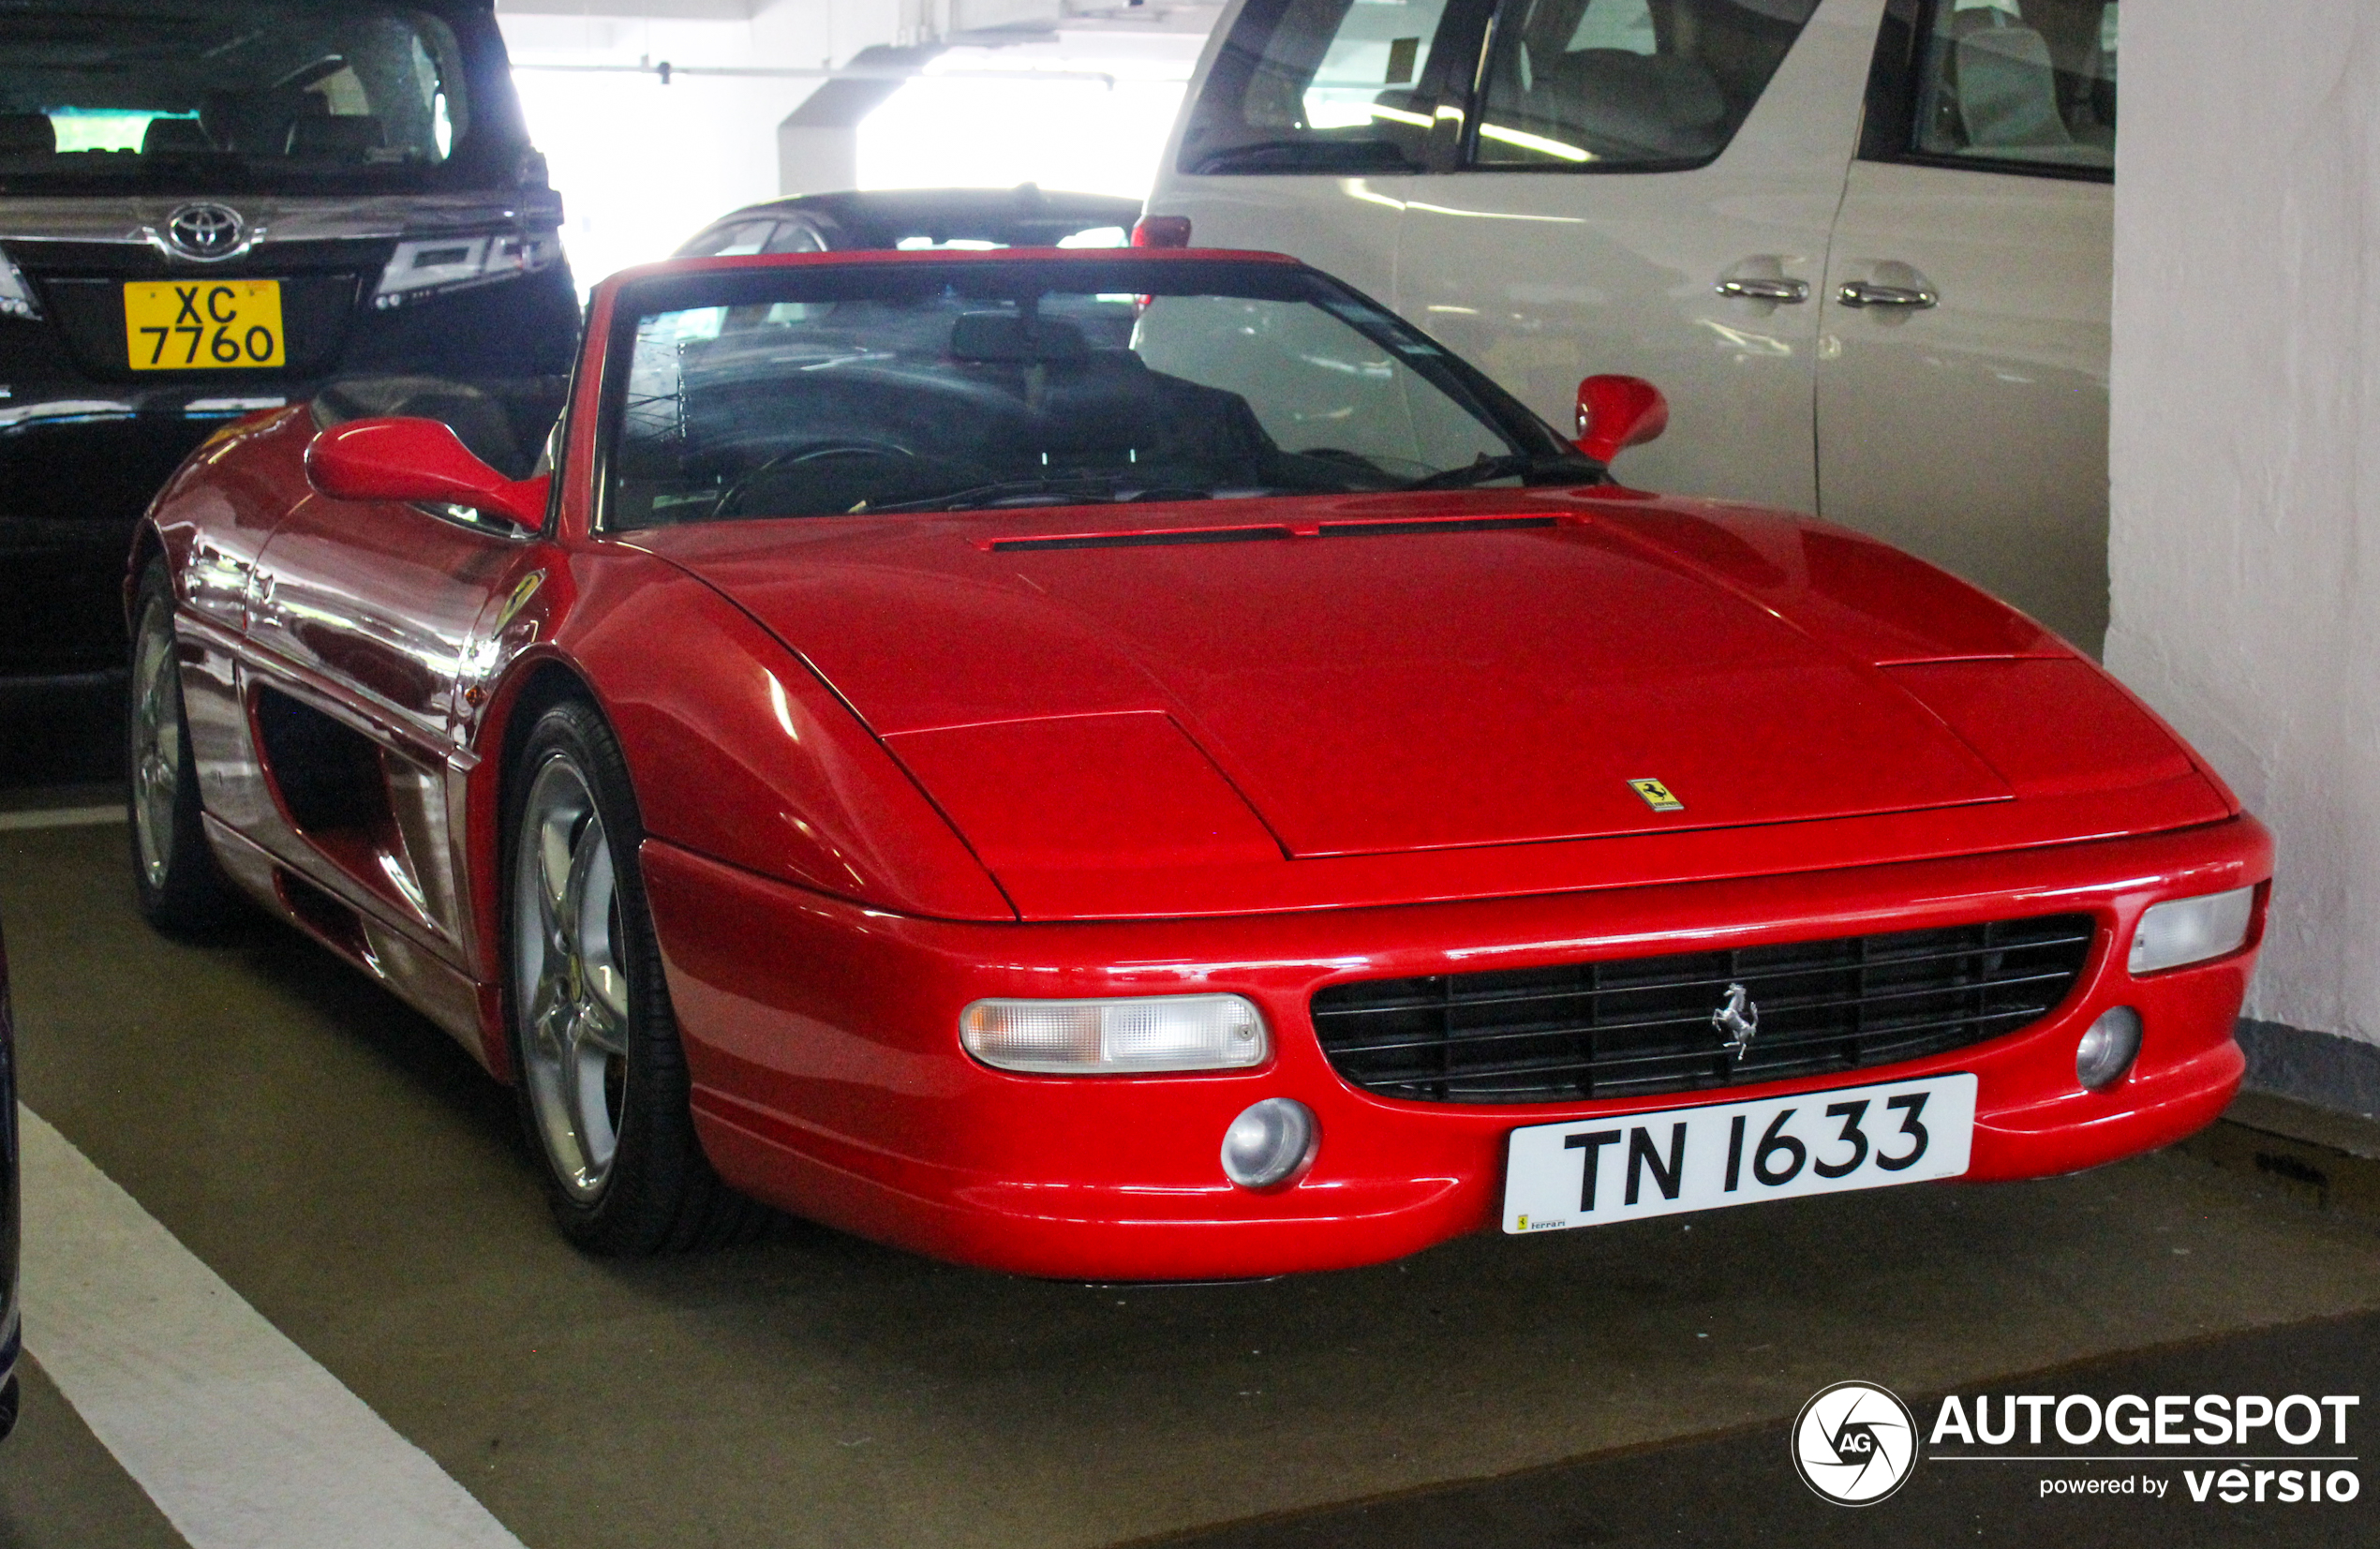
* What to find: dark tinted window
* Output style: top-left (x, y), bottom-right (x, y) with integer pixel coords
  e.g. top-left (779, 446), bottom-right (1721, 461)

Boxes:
top-left (1907, 0), bottom-right (2114, 172)
top-left (1470, 0), bottom-right (1817, 169)
top-left (1177, 0), bottom-right (1465, 174)
top-left (0, 1), bottom-right (524, 193)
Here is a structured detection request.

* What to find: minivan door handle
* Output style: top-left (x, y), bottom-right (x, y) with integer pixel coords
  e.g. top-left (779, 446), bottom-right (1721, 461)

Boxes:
top-left (1837, 279), bottom-right (1938, 309)
top-left (1715, 276), bottom-right (1810, 304)
top-left (1714, 256), bottom-right (1810, 305)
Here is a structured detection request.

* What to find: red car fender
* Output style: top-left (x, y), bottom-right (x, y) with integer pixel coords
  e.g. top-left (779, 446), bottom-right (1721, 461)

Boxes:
top-left (478, 546), bottom-right (1013, 922)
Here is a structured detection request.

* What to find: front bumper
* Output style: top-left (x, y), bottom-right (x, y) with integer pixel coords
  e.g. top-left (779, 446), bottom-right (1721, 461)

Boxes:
top-left (645, 817), bottom-right (2269, 1281)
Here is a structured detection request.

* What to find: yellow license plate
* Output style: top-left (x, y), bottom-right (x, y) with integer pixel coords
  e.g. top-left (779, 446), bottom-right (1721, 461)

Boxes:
top-left (124, 279), bottom-right (285, 370)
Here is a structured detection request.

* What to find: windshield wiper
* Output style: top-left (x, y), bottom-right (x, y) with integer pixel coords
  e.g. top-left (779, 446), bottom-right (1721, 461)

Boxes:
top-left (1398, 453), bottom-right (1604, 492)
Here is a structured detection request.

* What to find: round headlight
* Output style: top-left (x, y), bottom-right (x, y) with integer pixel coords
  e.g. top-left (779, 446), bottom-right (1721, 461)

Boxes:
top-left (1220, 1098), bottom-right (1316, 1189)
top-left (2076, 1006), bottom-right (2144, 1091)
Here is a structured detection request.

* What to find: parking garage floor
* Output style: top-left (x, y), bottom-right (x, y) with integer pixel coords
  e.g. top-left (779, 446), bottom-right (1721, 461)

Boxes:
top-left (3, 787), bottom-right (2377, 1548)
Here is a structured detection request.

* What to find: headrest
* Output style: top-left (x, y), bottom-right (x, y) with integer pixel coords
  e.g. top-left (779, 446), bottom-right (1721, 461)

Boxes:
top-left (0, 113), bottom-right (54, 155)
top-left (1956, 26), bottom-right (2073, 148)
top-left (288, 115), bottom-right (383, 158)
top-left (142, 115), bottom-right (214, 155)
top-left (948, 312), bottom-right (1089, 364)
top-left (201, 89), bottom-right (305, 154)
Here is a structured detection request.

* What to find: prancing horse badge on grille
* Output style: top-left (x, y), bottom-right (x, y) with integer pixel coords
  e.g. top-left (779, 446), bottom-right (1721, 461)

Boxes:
top-left (1713, 982), bottom-right (1759, 1058)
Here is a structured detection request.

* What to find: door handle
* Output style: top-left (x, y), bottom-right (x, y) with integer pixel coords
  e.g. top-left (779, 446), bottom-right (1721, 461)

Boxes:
top-left (1837, 280), bottom-right (1938, 310)
top-left (1715, 276), bottom-right (1809, 304)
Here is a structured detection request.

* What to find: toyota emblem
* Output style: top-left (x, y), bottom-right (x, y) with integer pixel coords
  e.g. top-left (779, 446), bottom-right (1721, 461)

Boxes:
top-left (163, 203), bottom-right (246, 261)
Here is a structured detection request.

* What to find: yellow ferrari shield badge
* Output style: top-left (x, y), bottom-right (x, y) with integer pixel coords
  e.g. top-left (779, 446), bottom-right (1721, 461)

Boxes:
top-left (1629, 778), bottom-right (1684, 812)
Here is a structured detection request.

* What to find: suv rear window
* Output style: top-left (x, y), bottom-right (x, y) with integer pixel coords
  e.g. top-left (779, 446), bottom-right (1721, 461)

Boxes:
top-left (1471, 0), bottom-right (1818, 169)
top-left (0, 1), bottom-right (516, 193)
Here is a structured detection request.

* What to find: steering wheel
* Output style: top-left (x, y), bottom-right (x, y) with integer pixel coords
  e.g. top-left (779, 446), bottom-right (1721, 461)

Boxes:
top-left (714, 440), bottom-right (921, 518)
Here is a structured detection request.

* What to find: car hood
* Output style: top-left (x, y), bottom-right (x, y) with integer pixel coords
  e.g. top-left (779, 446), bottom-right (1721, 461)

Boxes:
top-left (627, 495), bottom-right (2052, 874)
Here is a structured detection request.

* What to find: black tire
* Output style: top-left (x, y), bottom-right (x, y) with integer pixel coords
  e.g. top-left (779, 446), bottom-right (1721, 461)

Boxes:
top-left (501, 696), bottom-right (764, 1254)
top-left (0, 1374), bottom-right (17, 1442)
top-left (127, 559), bottom-right (236, 936)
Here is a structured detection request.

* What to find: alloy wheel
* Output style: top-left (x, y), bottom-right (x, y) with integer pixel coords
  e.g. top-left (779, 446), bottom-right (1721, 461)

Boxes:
top-left (129, 601), bottom-right (182, 890)
top-left (513, 754), bottom-right (632, 1201)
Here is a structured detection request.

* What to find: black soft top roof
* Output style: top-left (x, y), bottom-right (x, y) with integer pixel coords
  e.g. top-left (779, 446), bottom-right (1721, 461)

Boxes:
top-left (699, 186), bottom-right (1143, 251)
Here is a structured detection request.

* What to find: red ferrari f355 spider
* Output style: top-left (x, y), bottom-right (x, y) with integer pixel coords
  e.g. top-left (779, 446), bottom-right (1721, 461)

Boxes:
top-left (129, 248), bottom-right (2268, 1276)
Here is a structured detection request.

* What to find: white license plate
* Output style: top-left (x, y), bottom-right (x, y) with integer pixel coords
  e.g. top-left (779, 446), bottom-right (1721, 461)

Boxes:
top-left (1502, 1073), bottom-right (1976, 1234)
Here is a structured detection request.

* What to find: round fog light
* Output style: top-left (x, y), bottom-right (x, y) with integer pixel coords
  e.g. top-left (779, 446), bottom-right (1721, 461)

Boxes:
top-left (1221, 1098), bottom-right (1316, 1189)
top-left (2076, 1006), bottom-right (2144, 1091)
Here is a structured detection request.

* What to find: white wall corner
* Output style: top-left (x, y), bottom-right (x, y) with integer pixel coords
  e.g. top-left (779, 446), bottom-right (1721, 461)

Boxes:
top-left (2107, 0), bottom-right (2380, 1049)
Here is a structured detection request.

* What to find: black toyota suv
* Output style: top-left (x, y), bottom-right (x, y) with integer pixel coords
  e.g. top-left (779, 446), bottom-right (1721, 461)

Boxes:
top-left (0, 0), bottom-right (577, 688)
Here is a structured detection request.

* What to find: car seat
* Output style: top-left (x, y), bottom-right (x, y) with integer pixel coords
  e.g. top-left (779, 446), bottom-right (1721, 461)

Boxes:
top-left (288, 115), bottom-right (384, 159)
top-left (200, 89), bottom-right (309, 156)
top-left (141, 116), bottom-right (215, 156)
top-left (1954, 25), bottom-right (2073, 149)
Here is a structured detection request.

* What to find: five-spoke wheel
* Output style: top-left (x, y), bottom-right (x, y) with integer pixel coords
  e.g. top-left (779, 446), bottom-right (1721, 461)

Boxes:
top-left (513, 753), bottom-right (632, 1200)
top-left (127, 559), bottom-right (231, 933)
top-left (504, 696), bottom-right (762, 1252)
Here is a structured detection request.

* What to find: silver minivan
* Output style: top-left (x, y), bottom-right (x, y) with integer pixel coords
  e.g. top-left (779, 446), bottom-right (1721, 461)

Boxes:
top-left (1145, 0), bottom-right (2116, 650)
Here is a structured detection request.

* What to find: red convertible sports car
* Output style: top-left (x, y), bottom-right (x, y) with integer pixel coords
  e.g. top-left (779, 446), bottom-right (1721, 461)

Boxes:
top-left (129, 246), bottom-right (2269, 1278)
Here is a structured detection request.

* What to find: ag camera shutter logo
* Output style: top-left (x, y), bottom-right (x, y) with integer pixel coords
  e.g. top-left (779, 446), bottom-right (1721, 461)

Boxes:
top-left (1794, 1380), bottom-right (1920, 1505)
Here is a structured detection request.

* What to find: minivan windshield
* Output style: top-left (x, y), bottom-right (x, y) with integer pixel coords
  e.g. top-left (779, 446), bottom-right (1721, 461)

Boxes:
top-left (603, 259), bottom-right (1588, 529)
top-left (0, 1), bottom-right (513, 193)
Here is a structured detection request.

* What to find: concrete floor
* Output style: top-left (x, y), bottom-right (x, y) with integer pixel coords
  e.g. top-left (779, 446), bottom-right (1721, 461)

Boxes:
top-left (3, 806), bottom-right (2379, 1546)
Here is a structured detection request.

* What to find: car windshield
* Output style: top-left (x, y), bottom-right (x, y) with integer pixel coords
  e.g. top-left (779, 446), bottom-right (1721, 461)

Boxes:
top-left (0, 1), bottom-right (504, 193)
top-left (603, 258), bottom-right (1584, 529)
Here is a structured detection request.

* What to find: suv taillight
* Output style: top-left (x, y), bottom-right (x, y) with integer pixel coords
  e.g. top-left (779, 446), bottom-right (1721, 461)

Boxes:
top-left (373, 231), bottom-right (561, 309)
top-left (1132, 216), bottom-right (1191, 249)
top-left (0, 246), bottom-right (40, 320)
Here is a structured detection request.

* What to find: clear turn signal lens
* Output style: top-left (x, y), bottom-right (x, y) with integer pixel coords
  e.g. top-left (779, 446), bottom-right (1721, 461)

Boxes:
top-left (960, 993), bottom-right (1267, 1075)
top-left (2129, 886), bottom-right (2255, 975)
top-left (2076, 1006), bottom-right (2143, 1091)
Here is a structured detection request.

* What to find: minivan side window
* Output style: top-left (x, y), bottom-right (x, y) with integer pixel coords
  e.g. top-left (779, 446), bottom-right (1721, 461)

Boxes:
top-left (1863, 0), bottom-right (2114, 178)
top-left (1177, 0), bottom-right (1466, 174)
top-left (1467, 0), bottom-right (1818, 170)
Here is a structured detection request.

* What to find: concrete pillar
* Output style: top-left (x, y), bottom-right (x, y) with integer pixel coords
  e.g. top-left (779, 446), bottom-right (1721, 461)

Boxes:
top-left (2108, 3), bottom-right (2380, 1113)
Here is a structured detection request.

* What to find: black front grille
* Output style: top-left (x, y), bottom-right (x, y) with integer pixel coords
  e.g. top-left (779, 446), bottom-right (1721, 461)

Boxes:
top-left (1311, 915), bottom-right (2096, 1105)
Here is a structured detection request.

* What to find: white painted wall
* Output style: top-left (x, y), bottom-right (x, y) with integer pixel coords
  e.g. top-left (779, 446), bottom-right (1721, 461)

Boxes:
top-left (2107, 4), bottom-right (2380, 1050)
top-left (498, 0), bottom-right (855, 284)
top-left (857, 13), bottom-right (1215, 197)
top-left (497, 1), bottom-right (1214, 286)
